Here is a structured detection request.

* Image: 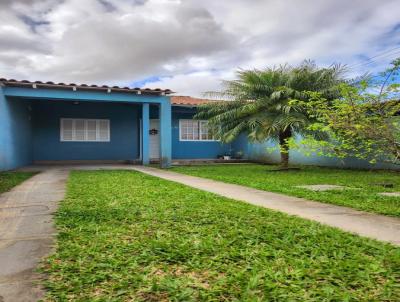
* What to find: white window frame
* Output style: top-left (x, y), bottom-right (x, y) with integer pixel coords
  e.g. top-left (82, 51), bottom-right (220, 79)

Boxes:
top-left (179, 119), bottom-right (217, 142)
top-left (60, 118), bottom-right (110, 142)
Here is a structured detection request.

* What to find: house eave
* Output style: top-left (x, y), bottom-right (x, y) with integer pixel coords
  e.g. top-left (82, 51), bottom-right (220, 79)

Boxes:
top-left (2, 86), bottom-right (170, 104)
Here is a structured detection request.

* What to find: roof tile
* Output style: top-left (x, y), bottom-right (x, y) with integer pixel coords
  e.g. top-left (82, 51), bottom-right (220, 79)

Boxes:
top-left (0, 78), bottom-right (173, 95)
top-left (170, 96), bottom-right (216, 106)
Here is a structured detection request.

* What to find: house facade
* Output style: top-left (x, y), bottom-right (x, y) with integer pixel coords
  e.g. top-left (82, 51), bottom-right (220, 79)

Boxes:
top-left (0, 79), bottom-right (244, 171)
top-left (1, 78), bottom-right (398, 171)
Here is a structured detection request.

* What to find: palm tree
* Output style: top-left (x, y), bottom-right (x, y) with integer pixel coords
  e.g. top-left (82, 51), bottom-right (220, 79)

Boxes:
top-left (195, 61), bottom-right (345, 168)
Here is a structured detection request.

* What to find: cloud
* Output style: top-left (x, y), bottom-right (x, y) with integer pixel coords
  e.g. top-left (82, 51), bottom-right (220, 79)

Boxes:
top-left (0, 0), bottom-right (399, 95)
top-left (145, 70), bottom-right (234, 98)
top-left (0, 0), bottom-right (237, 84)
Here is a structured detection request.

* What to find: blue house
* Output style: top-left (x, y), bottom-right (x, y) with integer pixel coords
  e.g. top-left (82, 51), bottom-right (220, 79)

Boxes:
top-left (1, 78), bottom-right (398, 171)
top-left (0, 79), bottom-right (243, 171)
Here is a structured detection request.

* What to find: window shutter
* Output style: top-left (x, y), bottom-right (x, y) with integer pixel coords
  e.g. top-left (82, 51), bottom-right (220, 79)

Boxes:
top-left (60, 118), bottom-right (110, 142)
top-left (98, 120), bottom-right (110, 141)
top-left (86, 120), bottom-right (97, 141)
top-left (74, 119), bottom-right (85, 141)
top-left (61, 119), bottom-right (73, 141)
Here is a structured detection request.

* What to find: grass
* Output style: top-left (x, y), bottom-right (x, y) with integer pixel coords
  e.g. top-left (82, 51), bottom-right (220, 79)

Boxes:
top-left (171, 164), bottom-right (400, 217)
top-left (42, 170), bottom-right (400, 301)
top-left (0, 171), bottom-right (36, 193)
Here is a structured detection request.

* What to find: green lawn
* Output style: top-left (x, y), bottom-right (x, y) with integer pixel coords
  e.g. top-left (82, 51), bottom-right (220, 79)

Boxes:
top-left (171, 164), bottom-right (400, 217)
top-left (42, 170), bottom-right (400, 301)
top-left (0, 171), bottom-right (36, 193)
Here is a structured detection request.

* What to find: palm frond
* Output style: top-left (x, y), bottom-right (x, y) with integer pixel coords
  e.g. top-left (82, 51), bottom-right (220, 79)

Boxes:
top-left (196, 61), bottom-right (347, 144)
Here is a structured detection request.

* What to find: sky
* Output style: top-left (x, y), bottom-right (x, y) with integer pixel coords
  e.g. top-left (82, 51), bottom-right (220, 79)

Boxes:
top-left (1, 0), bottom-right (400, 97)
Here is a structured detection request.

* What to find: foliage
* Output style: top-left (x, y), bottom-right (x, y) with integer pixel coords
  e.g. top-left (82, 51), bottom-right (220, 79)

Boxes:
top-left (172, 164), bottom-right (400, 217)
top-left (195, 61), bottom-right (346, 167)
top-left (0, 171), bottom-right (36, 193)
top-left (42, 170), bottom-right (399, 301)
top-left (291, 58), bottom-right (400, 165)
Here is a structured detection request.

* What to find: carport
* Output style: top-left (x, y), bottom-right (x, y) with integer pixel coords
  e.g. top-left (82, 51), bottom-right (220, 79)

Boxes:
top-left (0, 79), bottom-right (173, 170)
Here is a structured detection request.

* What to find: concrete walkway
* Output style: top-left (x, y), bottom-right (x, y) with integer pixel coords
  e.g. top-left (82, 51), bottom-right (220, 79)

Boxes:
top-left (0, 169), bottom-right (68, 302)
top-left (133, 166), bottom-right (400, 246)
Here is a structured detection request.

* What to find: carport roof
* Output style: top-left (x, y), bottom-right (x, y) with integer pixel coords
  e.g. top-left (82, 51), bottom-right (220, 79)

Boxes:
top-left (0, 78), bottom-right (173, 96)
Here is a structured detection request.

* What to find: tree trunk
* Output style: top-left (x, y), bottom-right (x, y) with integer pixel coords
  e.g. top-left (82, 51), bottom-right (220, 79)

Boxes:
top-left (279, 129), bottom-right (291, 168)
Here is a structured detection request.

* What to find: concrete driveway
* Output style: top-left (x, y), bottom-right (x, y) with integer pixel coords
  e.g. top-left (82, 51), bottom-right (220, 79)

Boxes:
top-left (0, 169), bottom-right (68, 302)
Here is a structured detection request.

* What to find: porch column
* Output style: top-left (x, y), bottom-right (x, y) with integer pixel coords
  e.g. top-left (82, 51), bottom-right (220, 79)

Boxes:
top-left (159, 100), bottom-right (172, 168)
top-left (142, 103), bottom-right (150, 165)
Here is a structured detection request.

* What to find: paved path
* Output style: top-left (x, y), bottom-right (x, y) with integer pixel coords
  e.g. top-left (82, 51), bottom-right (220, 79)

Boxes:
top-left (133, 166), bottom-right (400, 246)
top-left (0, 169), bottom-right (68, 302)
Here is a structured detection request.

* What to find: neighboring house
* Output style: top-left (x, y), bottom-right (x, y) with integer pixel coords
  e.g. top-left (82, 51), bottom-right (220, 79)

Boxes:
top-left (0, 78), bottom-right (244, 171)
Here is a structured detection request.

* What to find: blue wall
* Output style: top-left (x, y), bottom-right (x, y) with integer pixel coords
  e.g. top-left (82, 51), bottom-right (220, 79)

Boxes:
top-left (245, 138), bottom-right (400, 170)
top-left (0, 90), bottom-right (33, 171)
top-left (231, 133), bottom-right (249, 157)
top-left (32, 100), bottom-right (140, 161)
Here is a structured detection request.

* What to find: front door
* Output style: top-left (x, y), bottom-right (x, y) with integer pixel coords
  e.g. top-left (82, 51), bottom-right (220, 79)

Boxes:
top-left (149, 119), bottom-right (160, 159)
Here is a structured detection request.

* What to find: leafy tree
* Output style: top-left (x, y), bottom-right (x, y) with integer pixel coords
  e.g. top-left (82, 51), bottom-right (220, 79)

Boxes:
top-left (195, 61), bottom-right (345, 167)
top-left (291, 58), bottom-right (400, 165)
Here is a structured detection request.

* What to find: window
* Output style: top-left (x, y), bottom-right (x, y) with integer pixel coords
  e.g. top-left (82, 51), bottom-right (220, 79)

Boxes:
top-left (179, 119), bottom-right (215, 141)
top-left (60, 118), bottom-right (110, 142)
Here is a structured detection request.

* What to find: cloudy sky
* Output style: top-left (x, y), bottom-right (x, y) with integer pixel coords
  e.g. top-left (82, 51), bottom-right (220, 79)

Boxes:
top-left (1, 0), bottom-right (399, 97)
